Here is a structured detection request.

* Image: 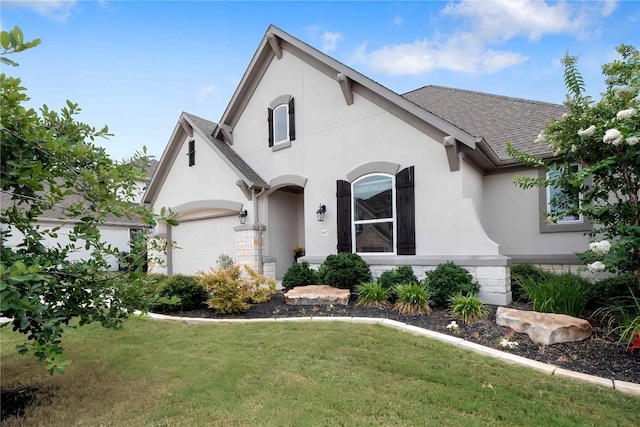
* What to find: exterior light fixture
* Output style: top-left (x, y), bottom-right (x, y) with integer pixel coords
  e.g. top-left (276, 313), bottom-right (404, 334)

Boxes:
top-left (316, 204), bottom-right (326, 222)
top-left (238, 209), bottom-right (248, 224)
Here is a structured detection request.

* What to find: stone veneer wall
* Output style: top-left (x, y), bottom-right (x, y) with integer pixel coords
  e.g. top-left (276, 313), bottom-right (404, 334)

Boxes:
top-left (301, 255), bottom-right (512, 306)
top-left (233, 224), bottom-right (276, 280)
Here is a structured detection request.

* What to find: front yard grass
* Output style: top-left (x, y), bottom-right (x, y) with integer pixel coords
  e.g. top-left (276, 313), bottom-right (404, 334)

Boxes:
top-left (1, 318), bottom-right (638, 426)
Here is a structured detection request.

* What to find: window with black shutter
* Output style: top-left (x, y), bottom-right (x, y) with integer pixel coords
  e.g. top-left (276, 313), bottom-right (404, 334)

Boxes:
top-left (336, 180), bottom-right (352, 253)
top-left (267, 96), bottom-right (295, 147)
top-left (396, 166), bottom-right (415, 255)
top-left (187, 139), bottom-right (195, 167)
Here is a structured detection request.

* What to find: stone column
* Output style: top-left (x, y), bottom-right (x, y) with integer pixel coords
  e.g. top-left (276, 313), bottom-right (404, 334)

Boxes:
top-left (233, 224), bottom-right (267, 275)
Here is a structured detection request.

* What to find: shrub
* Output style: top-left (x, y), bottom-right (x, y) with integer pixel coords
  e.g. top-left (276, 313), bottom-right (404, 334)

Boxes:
top-left (449, 292), bottom-right (489, 325)
top-left (158, 274), bottom-right (208, 311)
top-left (423, 261), bottom-right (479, 307)
top-left (377, 266), bottom-right (418, 290)
top-left (519, 272), bottom-right (590, 317)
top-left (124, 273), bottom-right (169, 311)
top-left (355, 282), bottom-right (391, 308)
top-left (196, 265), bottom-right (275, 314)
top-left (510, 264), bottom-right (551, 303)
top-left (316, 253), bottom-right (372, 290)
top-left (282, 261), bottom-right (317, 289)
top-left (393, 283), bottom-right (431, 315)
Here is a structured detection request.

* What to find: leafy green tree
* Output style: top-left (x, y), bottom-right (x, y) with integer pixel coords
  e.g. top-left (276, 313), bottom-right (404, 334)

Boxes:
top-left (1, 26), bottom-right (176, 374)
top-left (507, 45), bottom-right (639, 286)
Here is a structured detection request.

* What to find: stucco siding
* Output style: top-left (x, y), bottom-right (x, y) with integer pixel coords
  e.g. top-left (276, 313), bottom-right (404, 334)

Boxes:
top-left (229, 50), bottom-right (499, 258)
top-left (484, 169), bottom-right (589, 256)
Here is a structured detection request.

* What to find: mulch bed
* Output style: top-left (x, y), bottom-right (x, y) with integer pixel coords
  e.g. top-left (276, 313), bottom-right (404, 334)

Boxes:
top-left (167, 292), bottom-right (640, 384)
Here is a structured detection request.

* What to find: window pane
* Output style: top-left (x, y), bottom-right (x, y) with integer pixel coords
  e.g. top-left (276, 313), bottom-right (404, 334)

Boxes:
top-left (547, 166), bottom-right (580, 222)
top-left (274, 105), bottom-right (288, 143)
top-left (353, 175), bottom-right (393, 220)
top-left (355, 222), bottom-right (393, 253)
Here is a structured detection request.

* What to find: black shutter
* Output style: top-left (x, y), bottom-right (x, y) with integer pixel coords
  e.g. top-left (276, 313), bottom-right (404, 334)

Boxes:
top-left (188, 139), bottom-right (195, 167)
top-left (336, 179), bottom-right (352, 253)
top-left (267, 107), bottom-right (274, 147)
top-left (396, 166), bottom-right (415, 255)
top-left (288, 97), bottom-right (296, 141)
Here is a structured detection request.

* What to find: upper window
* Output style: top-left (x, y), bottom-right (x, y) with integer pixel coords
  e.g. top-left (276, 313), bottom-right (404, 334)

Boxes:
top-left (268, 95), bottom-right (295, 149)
top-left (187, 139), bottom-right (195, 167)
top-left (272, 104), bottom-right (289, 144)
top-left (352, 174), bottom-right (395, 253)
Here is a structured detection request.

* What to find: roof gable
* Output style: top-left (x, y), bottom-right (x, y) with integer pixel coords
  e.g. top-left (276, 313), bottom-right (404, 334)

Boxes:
top-left (143, 112), bottom-right (267, 205)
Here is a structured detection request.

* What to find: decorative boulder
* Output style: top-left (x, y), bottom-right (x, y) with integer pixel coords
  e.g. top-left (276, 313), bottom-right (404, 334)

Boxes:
top-left (284, 285), bottom-right (350, 306)
top-left (496, 307), bottom-right (592, 345)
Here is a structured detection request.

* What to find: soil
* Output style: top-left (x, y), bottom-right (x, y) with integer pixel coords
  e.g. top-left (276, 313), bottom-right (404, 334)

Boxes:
top-left (171, 292), bottom-right (640, 384)
top-left (3, 293), bottom-right (638, 422)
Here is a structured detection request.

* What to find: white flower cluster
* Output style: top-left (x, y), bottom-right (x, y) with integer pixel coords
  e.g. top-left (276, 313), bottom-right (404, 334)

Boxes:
top-left (616, 108), bottom-right (637, 120)
top-left (577, 125), bottom-right (596, 137)
top-left (534, 131), bottom-right (547, 144)
top-left (627, 136), bottom-right (639, 146)
top-left (603, 128), bottom-right (624, 146)
top-left (589, 240), bottom-right (611, 255)
top-left (587, 261), bottom-right (606, 272)
top-left (446, 321), bottom-right (460, 333)
top-left (499, 339), bottom-right (519, 349)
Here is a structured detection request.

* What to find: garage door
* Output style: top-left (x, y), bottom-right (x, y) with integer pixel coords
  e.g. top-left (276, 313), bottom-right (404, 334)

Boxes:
top-left (171, 216), bottom-right (236, 275)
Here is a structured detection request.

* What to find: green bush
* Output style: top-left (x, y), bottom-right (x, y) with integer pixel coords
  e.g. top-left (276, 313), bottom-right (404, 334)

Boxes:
top-left (510, 264), bottom-right (551, 303)
top-left (196, 265), bottom-right (275, 314)
top-left (123, 273), bottom-right (169, 311)
top-left (316, 253), bottom-right (372, 290)
top-left (282, 261), bottom-right (317, 289)
top-left (587, 275), bottom-right (639, 309)
top-left (520, 272), bottom-right (590, 317)
top-left (158, 274), bottom-right (208, 311)
top-left (377, 266), bottom-right (418, 290)
top-left (355, 282), bottom-right (392, 308)
top-left (449, 292), bottom-right (489, 325)
top-left (393, 283), bottom-right (431, 315)
top-left (423, 261), bottom-right (479, 307)
top-left (216, 253), bottom-right (235, 270)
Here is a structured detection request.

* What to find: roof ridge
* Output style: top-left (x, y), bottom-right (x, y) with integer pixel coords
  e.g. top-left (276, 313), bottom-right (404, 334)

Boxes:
top-left (403, 85), bottom-right (564, 108)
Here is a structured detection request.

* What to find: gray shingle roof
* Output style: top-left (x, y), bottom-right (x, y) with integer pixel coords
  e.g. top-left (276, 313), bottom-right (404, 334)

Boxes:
top-left (182, 112), bottom-right (268, 188)
top-left (402, 85), bottom-right (566, 162)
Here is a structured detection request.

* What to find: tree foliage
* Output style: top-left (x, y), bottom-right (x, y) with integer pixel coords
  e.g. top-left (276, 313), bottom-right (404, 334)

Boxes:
top-left (0, 27), bottom-right (176, 373)
top-left (507, 44), bottom-right (639, 285)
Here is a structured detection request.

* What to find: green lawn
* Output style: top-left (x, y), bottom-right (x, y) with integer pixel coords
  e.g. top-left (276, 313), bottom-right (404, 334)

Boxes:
top-left (1, 318), bottom-right (638, 426)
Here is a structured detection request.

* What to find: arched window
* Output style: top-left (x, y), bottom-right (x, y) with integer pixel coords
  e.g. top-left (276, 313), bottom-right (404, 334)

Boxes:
top-left (268, 96), bottom-right (295, 147)
top-left (272, 104), bottom-right (289, 144)
top-left (352, 174), bottom-right (395, 253)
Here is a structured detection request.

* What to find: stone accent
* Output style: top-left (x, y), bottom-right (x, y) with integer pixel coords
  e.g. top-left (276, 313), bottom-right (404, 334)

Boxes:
top-left (284, 285), bottom-right (350, 306)
top-left (233, 224), bottom-right (275, 279)
top-left (496, 307), bottom-right (592, 345)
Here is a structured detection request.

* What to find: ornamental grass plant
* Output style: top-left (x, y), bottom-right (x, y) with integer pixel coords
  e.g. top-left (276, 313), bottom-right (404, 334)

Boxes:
top-left (449, 292), bottom-right (489, 325)
top-left (354, 282), bottom-right (391, 308)
top-left (393, 283), bottom-right (431, 315)
top-left (519, 272), bottom-right (590, 317)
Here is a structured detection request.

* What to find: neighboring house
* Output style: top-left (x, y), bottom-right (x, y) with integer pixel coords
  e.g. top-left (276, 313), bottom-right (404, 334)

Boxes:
top-left (2, 160), bottom-right (157, 271)
top-left (143, 26), bottom-right (590, 305)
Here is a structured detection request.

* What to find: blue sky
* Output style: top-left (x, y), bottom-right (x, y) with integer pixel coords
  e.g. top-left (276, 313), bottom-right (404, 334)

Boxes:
top-left (2, 1), bottom-right (638, 160)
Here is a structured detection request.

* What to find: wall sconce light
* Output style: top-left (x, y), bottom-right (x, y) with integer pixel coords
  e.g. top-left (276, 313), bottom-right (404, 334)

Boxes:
top-left (316, 204), bottom-right (326, 222)
top-left (238, 209), bottom-right (248, 224)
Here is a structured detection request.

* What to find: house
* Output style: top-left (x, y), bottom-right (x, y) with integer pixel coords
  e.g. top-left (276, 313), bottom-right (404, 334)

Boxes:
top-left (143, 26), bottom-right (590, 305)
top-left (1, 160), bottom-right (157, 271)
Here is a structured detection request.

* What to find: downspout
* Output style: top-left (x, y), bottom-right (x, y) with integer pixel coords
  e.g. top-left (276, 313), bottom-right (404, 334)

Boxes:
top-left (252, 186), bottom-right (267, 274)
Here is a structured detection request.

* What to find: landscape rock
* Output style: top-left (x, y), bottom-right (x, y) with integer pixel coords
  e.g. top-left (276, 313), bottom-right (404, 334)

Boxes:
top-left (496, 307), bottom-right (592, 345)
top-left (284, 285), bottom-right (350, 306)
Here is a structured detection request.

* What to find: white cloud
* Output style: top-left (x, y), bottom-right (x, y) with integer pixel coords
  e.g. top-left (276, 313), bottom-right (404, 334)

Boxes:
top-left (601, 0), bottom-right (618, 17)
top-left (351, 0), bottom-right (599, 76)
top-left (441, 0), bottom-right (588, 42)
top-left (3, 0), bottom-right (78, 23)
top-left (321, 31), bottom-right (342, 53)
top-left (393, 16), bottom-right (403, 27)
top-left (195, 85), bottom-right (216, 104)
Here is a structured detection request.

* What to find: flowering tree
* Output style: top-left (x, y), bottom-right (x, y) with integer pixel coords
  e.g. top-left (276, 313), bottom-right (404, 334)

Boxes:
top-left (1, 27), bottom-right (176, 374)
top-left (507, 45), bottom-right (639, 287)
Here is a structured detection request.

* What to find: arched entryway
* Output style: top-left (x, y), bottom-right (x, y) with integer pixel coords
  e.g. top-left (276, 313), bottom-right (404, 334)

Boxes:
top-left (267, 183), bottom-right (305, 280)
